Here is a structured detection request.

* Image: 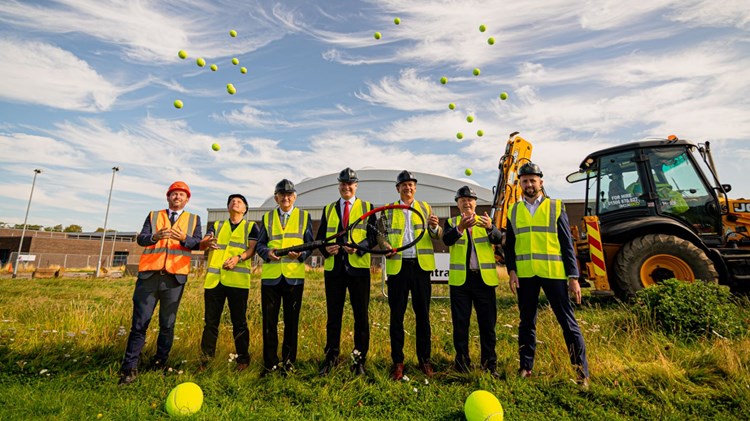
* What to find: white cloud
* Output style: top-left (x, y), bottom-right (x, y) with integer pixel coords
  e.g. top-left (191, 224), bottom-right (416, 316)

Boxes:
top-left (355, 68), bottom-right (460, 111)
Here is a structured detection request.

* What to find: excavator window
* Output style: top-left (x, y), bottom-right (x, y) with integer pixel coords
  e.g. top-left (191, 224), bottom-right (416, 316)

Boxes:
top-left (597, 152), bottom-right (646, 213)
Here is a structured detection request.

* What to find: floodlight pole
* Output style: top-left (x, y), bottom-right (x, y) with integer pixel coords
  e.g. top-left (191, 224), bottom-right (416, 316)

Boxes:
top-left (13, 169), bottom-right (42, 278)
top-left (95, 167), bottom-right (119, 278)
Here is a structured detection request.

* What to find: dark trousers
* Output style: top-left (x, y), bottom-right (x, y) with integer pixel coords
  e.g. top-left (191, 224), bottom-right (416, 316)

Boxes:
top-left (323, 272), bottom-right (370, 361)
top-left (387, 259), bottom-right (432, 364)
top-left (450, 270), bottom-right (497, 370)
top-left (517, 276), bottom-right (589, 378)
top-left (200, 283), bottom-right (250, 364)
top-left (121, 272), bottom-right (185, 370)
top-left (261, 281), bottom-right (304, 369)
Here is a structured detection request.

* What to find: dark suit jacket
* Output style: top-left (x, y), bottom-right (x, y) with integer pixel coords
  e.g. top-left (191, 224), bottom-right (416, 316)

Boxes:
top-left (136, 209), bottom-right (202, 284)
top-left (317, 199), bottom-right (377, 277)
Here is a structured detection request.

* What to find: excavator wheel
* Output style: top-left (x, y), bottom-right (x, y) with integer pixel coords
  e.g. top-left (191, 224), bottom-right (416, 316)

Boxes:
top-left (613, 234), bottom-right (718, 299)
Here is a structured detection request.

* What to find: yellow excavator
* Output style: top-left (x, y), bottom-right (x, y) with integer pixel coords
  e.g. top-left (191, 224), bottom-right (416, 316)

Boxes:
top-left (491, 132), bottom-right (750, 298)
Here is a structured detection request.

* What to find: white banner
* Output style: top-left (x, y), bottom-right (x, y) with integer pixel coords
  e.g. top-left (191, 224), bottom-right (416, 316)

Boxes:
top-left (430, 253), bottom-right (450, 281)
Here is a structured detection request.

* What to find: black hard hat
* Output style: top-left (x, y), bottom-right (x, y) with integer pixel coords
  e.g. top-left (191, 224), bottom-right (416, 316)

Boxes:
top-left (454, 185), bottom-right (478, 202)
top-left (274, 179), bottom-right (296, 194)
top-left (227, 194), bottom-right (249, 213)
top-left (396, 170), bottom-right (418, 186)
top-left (518, 162), bottom-right (543, 178)
top-left (337, 167), bottom-right (358, 183)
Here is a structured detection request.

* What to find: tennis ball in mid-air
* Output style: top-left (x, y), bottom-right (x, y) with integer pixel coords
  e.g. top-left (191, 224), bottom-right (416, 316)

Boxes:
top-left (231, 57), bottom-right (239, 65)
top-left (456, 132), bottom-right (464, 140)
top-left (227, 83), bottom-right (236, 95)
top-left (473, 68), bottom-right (480, 76)
top-left (196, 57), bottom-right (206, 67)
top-left (394, 17), bottom-right (401, 25)
top-left (479, 24), bottom-right (487, 32)
top-left (440, 76), bottom-right (448, 85)
top-left (165, 382), bottom-right (204, 417)
top-left (464, 390), bottom-right (503, 421)
top-left (210, 64), bottom-right (218, 71)
top-left (448, 103), bottom-right (456, 110)
top-left (477, 130), bottom-right (484, 137)
top-left (374, 32), bottom-right (382, 39)
top-left (488, 37), bottom-right (495, 45)
top-left (499, 92), bottom-right (509, 100)
top-left (240, 67), bottom-right (247, 74)
top-left (466, 115), bottom-right (474, 123)
top-left (211, 143), bottom-right (220, 151)
top-left (230, 29), bottom-right (237, 37)
top-left (465, 168), bottom-right (473, 176)
top-left (178, 50), bottom-right (187, 59)
top-left (173, 99), bottom-right (183, 109)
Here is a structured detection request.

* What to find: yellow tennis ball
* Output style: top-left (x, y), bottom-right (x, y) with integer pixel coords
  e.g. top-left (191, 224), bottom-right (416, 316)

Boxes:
top-left (231, 57), bottom-right (239, 65)
top-left (479, 24), bottom-right (487, 32)
top-left (464, 390), bottom-right (503, 421)
top-left (178, 50), bottom-right (187, 59)
top-left (374, 32), bottom-right (382, 40)
top-left (229, 29), bottom-right (237, 37)
top-left (456, 132), bottom-right (464, 140)
top-left (394, 17), bottom-right (401, 25)
top-left (165, 382), bottom-right (203, 417)
top-left (226, 83), bottom-right (236, 95)
top-left (196, 57), bottom-right (206, 67)
top-left (465, 168), bottom-right (473, 176)
top-left (499, 92), bottom-right (509, 100)
top-left (173, 100), bottom-right (183, 109)
top-left (473, 68), bottom-right (480, 76)
top-left (211, 143), bottom-right (221, 151)
top-left (477, 129), bottom-right (484, 137)
top-left (466, 115), bottom-right (474, 123)
top-left (210, 64), bottom-right (218, 71)
top-left (448, 103), bottom-right (455, 110)
top-left (440, 76), bottom-right (448, 85)
top-left (240, 67), bottom-right (247, 74)
top-left (488, 37), bottom-right (495, 45)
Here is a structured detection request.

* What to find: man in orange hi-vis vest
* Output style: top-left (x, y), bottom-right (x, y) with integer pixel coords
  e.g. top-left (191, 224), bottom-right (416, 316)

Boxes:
top-left (119, 181), bottom-right (203, 385)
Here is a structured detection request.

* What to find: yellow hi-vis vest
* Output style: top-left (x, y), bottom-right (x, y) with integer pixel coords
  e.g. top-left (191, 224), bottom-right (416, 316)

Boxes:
top-left (509, 198), bottom-right (566, 280)
top-left (204, 219), bottom-right (255, 289)
top-left (323, 199), bottom-right (373, 271)
top-left (139, 210), bottom-right (197, 275)
top-left (261, 208), bottom-right (308, 280)
top-left (385, 200), bottom-right (436, 275)
top-left (447, 216), bottom-right (499, 286)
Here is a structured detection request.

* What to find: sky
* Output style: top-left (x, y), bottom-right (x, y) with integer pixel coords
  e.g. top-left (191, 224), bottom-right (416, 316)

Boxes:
top-left (0, 0), bottom-right (748, 232)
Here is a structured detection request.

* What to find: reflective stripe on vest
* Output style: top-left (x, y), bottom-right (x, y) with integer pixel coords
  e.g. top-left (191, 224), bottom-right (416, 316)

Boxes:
top-left (261, 208), bottom-right (308, 280)
top-left (138, 210), bottom-right (197, 275)
top-left (204, 219), bottom-right (254, 289)
top-left (385, 200), bottom-right (436, 275)
top-left (447, 216), bottom-right (499, 286)
top-left (323, 199), bottom-right (372, 271)
top-left (509, 198), bottom-right (566, 279)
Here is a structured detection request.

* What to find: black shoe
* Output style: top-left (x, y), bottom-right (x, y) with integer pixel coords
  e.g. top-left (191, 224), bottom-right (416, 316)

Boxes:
top-left (485, 367), bottom-right (501, 379)
top-left (350, 362), bottom-right (366, 376)
top-left (145, 358), bottom-right (167, 372)
top-left (318, 359), bottom-right (336, 376)
top-left (260, 365), bottom-right (279, 378)
top-left (282, 361), bottom-right (295, 375)
top-left (118, 368), bottom-right (137, 385)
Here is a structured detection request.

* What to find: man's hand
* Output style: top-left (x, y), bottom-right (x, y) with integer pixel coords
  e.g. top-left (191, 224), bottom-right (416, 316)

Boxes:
top-left (342, 245), bottom-right (356, 255)
top-left (153, 228), bottom-right (171, 241)
top-left (477, 212), bottom-right (493, 229)
top-left (222, 255), bottom-right (240, 269)
top-left (287, 251), bottom-right (301, 260)
top-left (509, 271), bottom-right (520, 296)
top-left (169, 226), bottom-right (186, 241)
top-left (428, 214), bottom-right (439, 230)
top-left (199, 233), bottom-right (218, 251)
top-left (268, 249), bottom-right (281, 261)
top-left (383, 243), bottom-right (396, 258)
top-left (326, 244), bottom-right (340, 255)
top-left (458, 212), bottom-right (477, 231)
top-left (568, 278), bottom-right (582, 304)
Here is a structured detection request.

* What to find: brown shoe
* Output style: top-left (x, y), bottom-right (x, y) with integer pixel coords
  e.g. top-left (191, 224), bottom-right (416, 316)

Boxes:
top-left (418, 362), bottom-right (434, 378)
top-left (236, 362), bottom-right (249, 372)
top-left (578, 376), bottom-right (590, 390)
top-left (118, 368), bottom-right (137, 385)
top-left (390, 363), bottom-right (404, 381)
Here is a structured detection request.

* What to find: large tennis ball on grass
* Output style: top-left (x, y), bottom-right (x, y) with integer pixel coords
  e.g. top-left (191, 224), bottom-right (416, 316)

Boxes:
top-left (464, 390), bottom-right (503, 421)
top-left (165, 382), bottom-right (203, 417)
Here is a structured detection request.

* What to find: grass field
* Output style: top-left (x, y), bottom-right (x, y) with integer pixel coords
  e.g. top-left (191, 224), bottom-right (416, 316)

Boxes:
top-left (0, 270), bottom-right (749, 420)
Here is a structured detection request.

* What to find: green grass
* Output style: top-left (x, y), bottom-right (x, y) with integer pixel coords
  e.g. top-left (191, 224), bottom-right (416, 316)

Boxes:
top-left (0, 270), bottom-right (749, 420)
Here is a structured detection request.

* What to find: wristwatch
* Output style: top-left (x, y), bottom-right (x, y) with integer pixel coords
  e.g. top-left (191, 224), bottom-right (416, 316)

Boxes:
top-left (236, 255), bottom-right (243, 262)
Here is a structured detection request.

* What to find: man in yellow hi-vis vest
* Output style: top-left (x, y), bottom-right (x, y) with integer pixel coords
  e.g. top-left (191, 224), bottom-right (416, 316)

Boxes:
top-left (383, 170), bottom-right (442, 381)
top-left (442, 185), bottom-right (503, 376)
top-left (255, 179), bottom-right (314, 377)
top-left (504, 162), bottom-right (590, 388)
top-left (119, 181), bottom-right (203, 385)
top-left (199, 194), bottom-right (258, 372)
top-left (316, 168), bottom-right (377, 377)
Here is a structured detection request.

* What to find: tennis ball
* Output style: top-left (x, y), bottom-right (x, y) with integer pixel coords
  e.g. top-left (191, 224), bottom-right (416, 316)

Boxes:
top-left (479, 24), bottom-right (487, 32)
top-left (477, 129), bottom-right (484, 137)
top-left (464, 390), bottom-right (503, 421)
top-left (473, 68), bottom-right (480, 76)
top-left (499, 92), bottom-right (509, 100)
top-left (230, 29), bottom-right (237, 37)
top-left (394, 17), bottom-right (401, 25)
top-left (165, 382), bottom-right (204, 417)
top-left (374, 32), bottom-right (382, 40)
top-left (227, 83), bottom-right (236, 95)
top-left (211, 143), bottom-right (220, 151)
top-left (440, 76), bottom-right (448, 85)
top-left (231, 57), bottom-right (239, 65)
top-left (448, 103), bottom-right (456, 110)
top-left (178, 50), bottom-right (187, 59)
top-left (173, 99), bottom-right (183, 109)
top-left (488, 37), bottom-right (495, 45)
top-left (210, 64), bottom-right (218, 71)
top-left (240, 67), bottom-right (247, 74)
top-left (196, 57), bottom-right (206, 67)
top-left (456, 132), bottom-right (464, 140)
top-left (465, 168), bottom-right (473, 176)
top-left (466, 115), bottom-right (474, 123)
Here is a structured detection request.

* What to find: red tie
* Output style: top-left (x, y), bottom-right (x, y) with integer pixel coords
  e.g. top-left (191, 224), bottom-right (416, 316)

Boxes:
top-left (343, 200), bottom-right (350, 227)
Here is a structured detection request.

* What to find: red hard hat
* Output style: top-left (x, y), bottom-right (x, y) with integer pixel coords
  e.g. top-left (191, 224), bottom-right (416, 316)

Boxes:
top-left (167, 181), bottom-right (191, 198)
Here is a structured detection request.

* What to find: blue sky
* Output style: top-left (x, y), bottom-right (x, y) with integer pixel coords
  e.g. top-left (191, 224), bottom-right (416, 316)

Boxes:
top-left (1, 0), bottom-right (748, 232)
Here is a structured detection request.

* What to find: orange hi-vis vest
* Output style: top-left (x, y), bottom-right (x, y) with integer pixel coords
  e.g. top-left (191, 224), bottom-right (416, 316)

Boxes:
top-left (138, 210), bottom-right (198, 275)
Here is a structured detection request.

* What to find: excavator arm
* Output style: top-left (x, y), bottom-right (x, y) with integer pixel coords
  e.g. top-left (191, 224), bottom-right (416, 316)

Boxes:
top-left (490, 131), bottom-right (533, 231)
